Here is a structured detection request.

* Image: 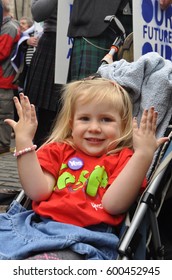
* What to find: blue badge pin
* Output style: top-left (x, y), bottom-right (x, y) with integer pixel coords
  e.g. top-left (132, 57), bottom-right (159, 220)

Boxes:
top-left (68, 157), bottom-right (84, 170)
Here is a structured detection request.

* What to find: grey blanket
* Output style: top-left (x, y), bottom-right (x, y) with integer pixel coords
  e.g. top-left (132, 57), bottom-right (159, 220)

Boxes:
top-left (98, 52), bottom-right (172, 139)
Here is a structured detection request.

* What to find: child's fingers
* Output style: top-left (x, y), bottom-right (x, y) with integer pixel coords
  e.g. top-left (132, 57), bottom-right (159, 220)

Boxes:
top-left (14, 94), bottom-right (35, 125)
top-left (23, 95), bottom-right (32, 120)
top-left (30, 104), bottom-right (38, 125)
top-left (157, 137), bottom-right (169, 148)
top-left (151, 110), bottom-right (158, 133)
top-left (18, 92), bottom-right (25, 106)
top-left (19, 93), bottom-right (32, 121)
top-left (139, 107), bottom-right (158, 133)
top-left (139, 109), bottom-right (148, 131)
top-left (146, 107), bottom-right (158, 133)
top-left (132, 117), bottom-right (138, 131)
top-left (13, 96), bottom-right (23, 119)
top-left (146, 107), bottom-right (154, 131)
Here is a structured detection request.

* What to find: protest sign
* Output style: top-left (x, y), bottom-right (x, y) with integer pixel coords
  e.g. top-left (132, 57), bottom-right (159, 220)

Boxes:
top-left (55, 0), bottom-right (73, 84)
top-left (133, 0), bottom-right (172, 61)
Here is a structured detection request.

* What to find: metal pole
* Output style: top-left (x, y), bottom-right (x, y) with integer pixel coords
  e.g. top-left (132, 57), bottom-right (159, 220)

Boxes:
top-left (14, 0), bottom-right (18, 20)
top-left (22, 0), bottom-right (24, 16)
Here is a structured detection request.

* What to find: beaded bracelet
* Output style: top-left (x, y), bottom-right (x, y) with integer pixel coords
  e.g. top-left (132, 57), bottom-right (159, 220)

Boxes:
top-left (13, 144), bottom-right (37, 157)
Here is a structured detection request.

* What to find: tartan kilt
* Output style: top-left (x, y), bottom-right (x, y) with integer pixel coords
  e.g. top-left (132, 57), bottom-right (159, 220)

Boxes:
top-left (67, 27), bottom-right (117, 82)
top-left (25, 32), bottom-right (62, 112)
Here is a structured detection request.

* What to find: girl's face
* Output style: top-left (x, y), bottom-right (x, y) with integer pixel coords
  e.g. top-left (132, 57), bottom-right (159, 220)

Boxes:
top-left (71, 98), bottom-right (122, 157)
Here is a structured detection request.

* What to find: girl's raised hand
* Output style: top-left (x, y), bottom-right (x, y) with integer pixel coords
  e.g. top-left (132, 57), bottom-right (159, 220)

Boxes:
top-left (4, 93), bottom-right (38, 143)
top-left (132, 107), bottom-right (169, 158)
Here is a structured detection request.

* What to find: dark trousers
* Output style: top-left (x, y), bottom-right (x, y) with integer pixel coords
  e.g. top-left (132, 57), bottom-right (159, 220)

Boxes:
top-left (34, 108), bottom-right (57, 148)
top-left (0, 89), bottom-right (14, 147)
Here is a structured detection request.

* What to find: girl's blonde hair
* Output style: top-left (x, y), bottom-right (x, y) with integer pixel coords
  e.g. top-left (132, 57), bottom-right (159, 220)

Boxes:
top-left (45, 78), bottom-right (133, 154)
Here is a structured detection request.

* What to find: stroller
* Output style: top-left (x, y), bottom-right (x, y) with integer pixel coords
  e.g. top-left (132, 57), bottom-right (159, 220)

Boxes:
top-left (117, 129), bottom-right (172, 260)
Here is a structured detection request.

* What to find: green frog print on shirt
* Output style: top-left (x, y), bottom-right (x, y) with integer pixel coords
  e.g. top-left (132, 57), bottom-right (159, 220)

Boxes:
top-left (56, 161), bottom-right (108, 197)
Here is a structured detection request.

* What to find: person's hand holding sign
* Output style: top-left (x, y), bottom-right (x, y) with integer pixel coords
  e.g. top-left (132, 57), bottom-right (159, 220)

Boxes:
top-left (159, 0), bottom-right (172, 9)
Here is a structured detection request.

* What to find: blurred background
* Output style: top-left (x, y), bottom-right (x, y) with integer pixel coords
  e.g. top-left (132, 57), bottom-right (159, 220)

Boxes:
top-left (9, 0), bottom-right (32, 19)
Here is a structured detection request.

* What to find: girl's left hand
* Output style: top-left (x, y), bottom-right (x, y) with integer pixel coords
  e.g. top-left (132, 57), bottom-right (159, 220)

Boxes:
top-left (132, 107), bottom-right (169, 157)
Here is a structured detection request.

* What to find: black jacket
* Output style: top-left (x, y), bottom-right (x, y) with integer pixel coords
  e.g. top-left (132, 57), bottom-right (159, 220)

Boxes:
top-left (68, 0), bottom-right (132, 37)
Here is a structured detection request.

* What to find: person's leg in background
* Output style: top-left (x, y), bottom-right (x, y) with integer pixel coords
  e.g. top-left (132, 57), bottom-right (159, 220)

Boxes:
top-left (33, 84), bottom-right (63, 148)
top-left (13, 89), bottom-right (19, 123)
top-left (33, 108), bottom-right (57, 148)
top-left (11, 89), bottom-right (20, 140)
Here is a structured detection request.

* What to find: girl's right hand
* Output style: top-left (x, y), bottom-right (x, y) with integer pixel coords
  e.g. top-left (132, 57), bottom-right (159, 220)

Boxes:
top-left (4, 93), bottom-right (38, 144)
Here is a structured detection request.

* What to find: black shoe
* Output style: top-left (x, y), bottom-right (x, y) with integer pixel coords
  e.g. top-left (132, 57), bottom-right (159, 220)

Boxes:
top-left (0, 146), bottom-right (10, 154)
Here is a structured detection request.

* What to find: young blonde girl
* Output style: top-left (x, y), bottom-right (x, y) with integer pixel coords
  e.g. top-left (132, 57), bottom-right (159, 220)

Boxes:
top-left (1, 78), bottom-right (168, 260)
top-left (46, 78), bottom-right (133, 153)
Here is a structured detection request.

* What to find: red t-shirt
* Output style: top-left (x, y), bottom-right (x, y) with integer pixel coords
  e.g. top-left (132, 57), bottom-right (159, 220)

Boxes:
top-left (32, 143), bottom-right (147, 227)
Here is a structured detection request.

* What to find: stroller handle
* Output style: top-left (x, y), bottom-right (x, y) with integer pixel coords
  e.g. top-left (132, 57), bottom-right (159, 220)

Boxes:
top-left (101, 15), bottom-right (126, 65)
